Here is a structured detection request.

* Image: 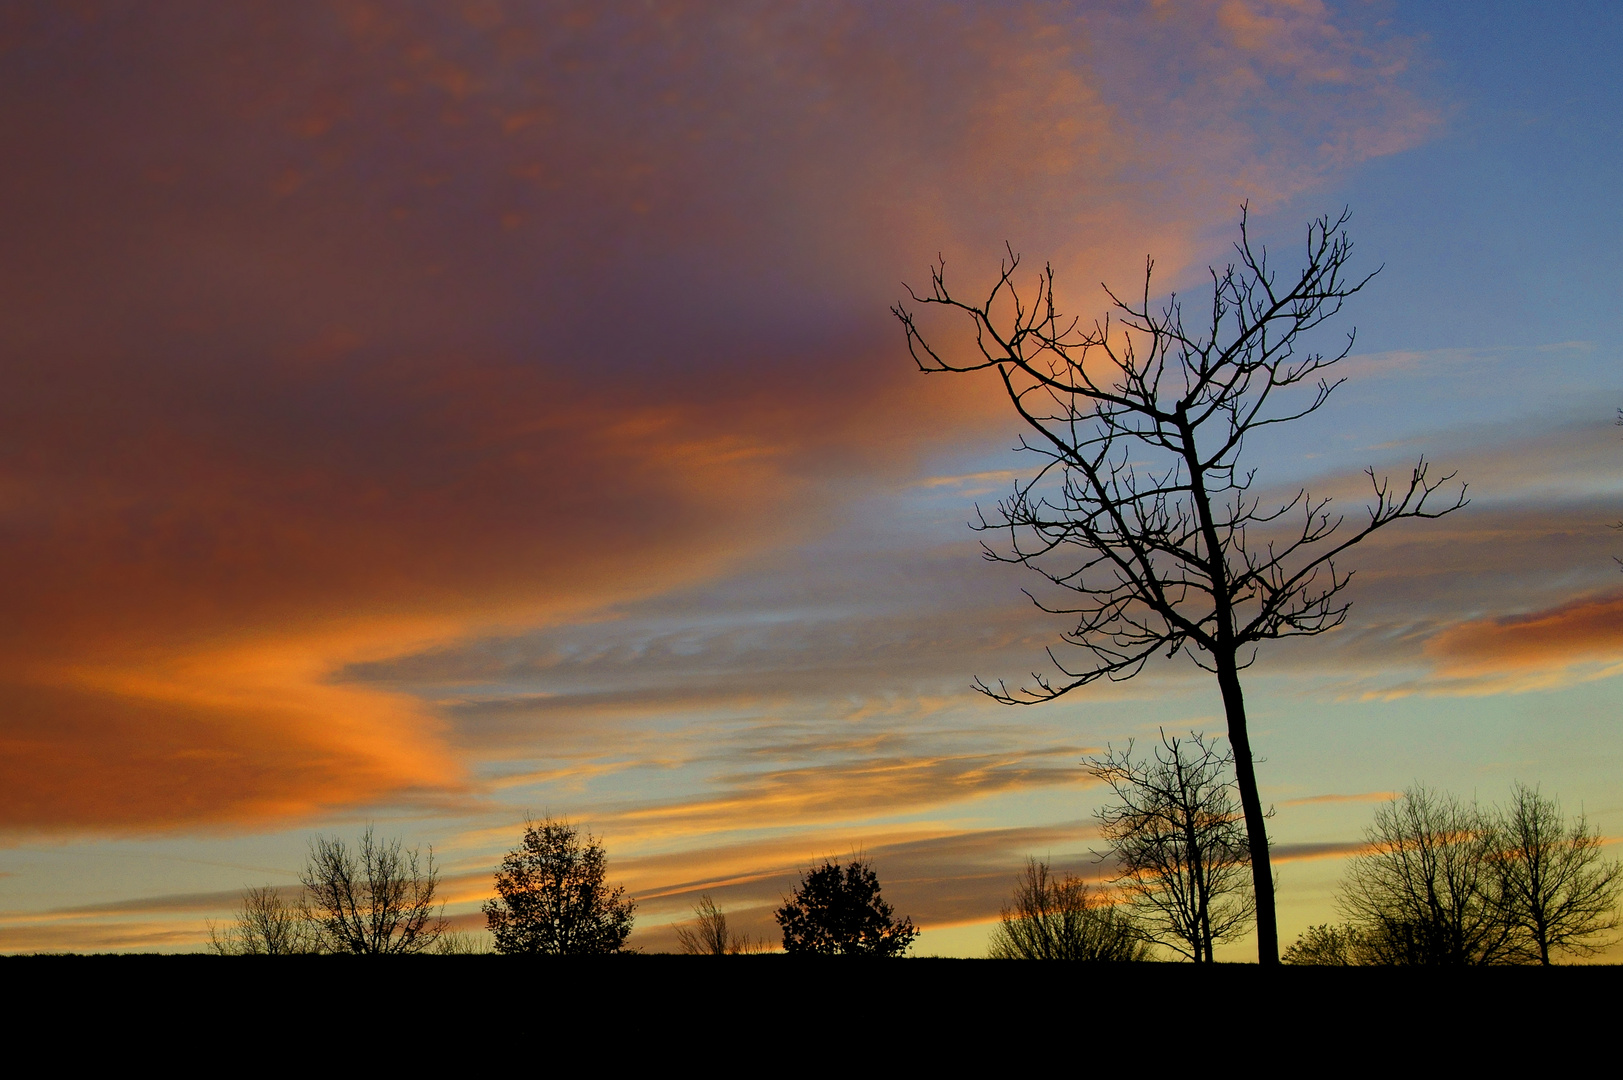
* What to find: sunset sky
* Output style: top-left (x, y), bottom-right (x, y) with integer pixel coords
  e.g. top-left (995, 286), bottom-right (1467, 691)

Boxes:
top-left (2, 0), bottom-right (1620, 957)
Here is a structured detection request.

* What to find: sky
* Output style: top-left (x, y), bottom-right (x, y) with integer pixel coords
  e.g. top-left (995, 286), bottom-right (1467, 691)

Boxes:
top-left (1, 0), bottom-right (1619, 957)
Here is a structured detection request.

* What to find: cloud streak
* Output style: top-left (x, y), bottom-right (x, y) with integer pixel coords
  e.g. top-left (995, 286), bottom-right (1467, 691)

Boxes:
top-left (598, 747), bottom-right (1095, 843)
top-left (1426, 591), bottom-right (1623, 678)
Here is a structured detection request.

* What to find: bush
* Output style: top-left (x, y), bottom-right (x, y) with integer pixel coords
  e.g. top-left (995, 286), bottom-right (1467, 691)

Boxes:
top-left (674, 893), bottom-right (765, 955)
top-left (207, 885), bottom-right (317, 955)
top-left (988, 859), bottom-right (1151, 961)
top-left (1281, 923), bottom-right (1366, 966)
top-left (775, 857), bottom-right (917, 956)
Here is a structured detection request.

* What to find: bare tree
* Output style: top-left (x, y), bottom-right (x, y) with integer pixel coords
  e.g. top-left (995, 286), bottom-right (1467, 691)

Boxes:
top-left (1087, 731), bottom-right (1255, 961)
top-left (432, 929), bottom-right (493, 954)
top-left (673, 893), bottom-right (763, 955)
top-left (207, 884), bottom-right (316, 955)
top-left (301, 826), bottom-right (445, 955)
top-left (674, 893), bottom-right (729, 955)
top-left (1338, 787), bottom-right (1514, 965)
top-left (987, 858), bottom-right (1151, 961)
top-left (895, 209), bottom-right (1466, 962)
top-left (483, 817), bottom-right (635, 955)
top-left (1492, 783), bottom-right (1622, 964)
top-left (1280, 922), bottom-right (1366, 965)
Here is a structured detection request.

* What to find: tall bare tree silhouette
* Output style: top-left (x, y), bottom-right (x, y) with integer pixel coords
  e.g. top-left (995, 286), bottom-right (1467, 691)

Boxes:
top-left (895, 208), bottom-right (1466, 962)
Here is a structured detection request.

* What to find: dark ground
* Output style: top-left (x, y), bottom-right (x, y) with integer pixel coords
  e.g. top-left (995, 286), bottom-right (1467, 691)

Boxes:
top-left (8, 954), bottom-right (1617, 1056)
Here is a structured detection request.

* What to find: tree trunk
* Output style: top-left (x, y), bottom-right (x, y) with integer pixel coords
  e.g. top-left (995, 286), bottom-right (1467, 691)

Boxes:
top-left (1217, 653), bottom-right (1278, 965)
top-left (1184, 792), bottom-right (1210, 963)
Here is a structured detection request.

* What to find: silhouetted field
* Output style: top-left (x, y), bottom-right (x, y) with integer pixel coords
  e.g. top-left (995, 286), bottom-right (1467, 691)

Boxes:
top-left (9, 953), bottom-right (1616, 1039)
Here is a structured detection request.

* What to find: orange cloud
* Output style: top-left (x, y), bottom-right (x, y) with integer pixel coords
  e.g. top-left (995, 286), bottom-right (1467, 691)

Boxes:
top-left (0, 371), bottom-right (835, 832)
top-left (1280, 792), bottom-right (1401, 808)
top-left (1425, 592), bottom-right (1623, 677)
top-left (0, 1), bottom-right (1435, 836)
top-left (601, 749), bottom-right (1094, 844)
top-left (0, 678), bottom-right (450, 833)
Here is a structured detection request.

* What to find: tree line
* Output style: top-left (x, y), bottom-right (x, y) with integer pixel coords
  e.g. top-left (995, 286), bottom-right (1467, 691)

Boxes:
top-left (989, 739), bottom-right (1621, 965)
top-left (208, 817), bottom-right (918, 956)
top-left (1284, 783), bottom-right (1622, 965)
top-left (209, 744), bottom-right (1621, 963)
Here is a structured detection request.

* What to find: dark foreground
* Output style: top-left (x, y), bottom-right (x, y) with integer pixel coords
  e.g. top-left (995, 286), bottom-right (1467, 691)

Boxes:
top-left (9, 954), bottom-right (1617, 1049)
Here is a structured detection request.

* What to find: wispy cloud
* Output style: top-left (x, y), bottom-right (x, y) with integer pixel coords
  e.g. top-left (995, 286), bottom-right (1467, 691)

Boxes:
top-left (1280, 792), bottom-right (1400, 808)
top-left (596, 748), bottom-right (1095, 844)
top-left (1271, 841), bottom-right (1370, 864)
top-left (1426, 591), bottom-right (1623, 676)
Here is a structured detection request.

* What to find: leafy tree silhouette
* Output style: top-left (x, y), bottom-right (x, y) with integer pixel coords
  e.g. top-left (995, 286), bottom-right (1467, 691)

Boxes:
top-left (775, 857), bottom-right (918, 956)
top-left (483, 817), bottom-right (635, 955)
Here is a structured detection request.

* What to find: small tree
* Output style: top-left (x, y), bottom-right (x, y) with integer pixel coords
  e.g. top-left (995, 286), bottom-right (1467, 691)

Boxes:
top-left (1492, 783), bottom-right (1622, 965)
top-left (775, 857), bottom-right (918, 956)
top-left (1087, 731), bottom-right (1254, 962)
top-left (432, 929), bottom-right (493, 954)
top-left (207, 884), bottom-right (316, 955)
top-left (1338, 787), bottom-right (1513, 965)
top-left (674, 893), bottom-right (762, 955)
top-left (301, 826), bottom-right (445, 955)
top-left (988, 858), bottom-right (1151, 961)
top-left (483, 817), bottom-right (635, 955)
top-left (1280, 922), bottom-right (1366, 966)
top-left (895, 209), bottom-right (1467, 962)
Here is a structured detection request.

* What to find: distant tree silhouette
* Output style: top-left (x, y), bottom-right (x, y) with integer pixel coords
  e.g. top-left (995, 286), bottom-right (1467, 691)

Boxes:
top-left (775, 857), bottom-right (917, 956)
top-left (1280, 922), bottom-right (1366, 965)
top-left (207, 884), bottom-right (316, 955)
top-left (1338, 787), bottom-right (1513, 965)
top-left (1087, 731), bottom-right (1254, 961)
top-left (895, 208), bottom-right (1467, 962)
top-left (1491, 783), bottom-right (1622, 964)
top-left (301, 826), bottom-right (445, 955)
top-left (483, 817), bottom-right (635, 955)
top-left (674, 893), bottom-right (764, 955)
top-left (432, 929), bottom-right (492, 954)
top-left (988, 858), bottom-right (1151, 961)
